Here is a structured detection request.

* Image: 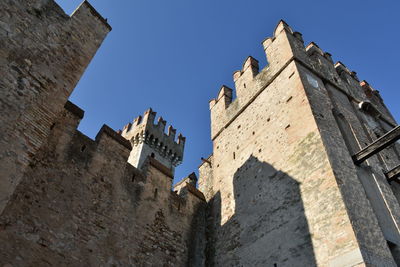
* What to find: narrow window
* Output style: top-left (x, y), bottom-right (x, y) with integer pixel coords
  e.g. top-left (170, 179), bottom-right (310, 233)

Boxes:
top-left (233, 152), bottom-right (236, 159)
top-left (151, 153), bottom-right (155, 158)
top-left (154, 188), bottom-right (158, 199)
top-left (80, 145), bottom-right (86, 152)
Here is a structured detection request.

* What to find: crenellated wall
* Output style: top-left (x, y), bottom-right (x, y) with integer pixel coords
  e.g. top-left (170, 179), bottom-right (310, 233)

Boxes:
top-left (0, 101), bottom-right (206, 266)
top-left (201, 20), bottom-right (400, 266)
top-left (121, 108), bottom-right (185, 172)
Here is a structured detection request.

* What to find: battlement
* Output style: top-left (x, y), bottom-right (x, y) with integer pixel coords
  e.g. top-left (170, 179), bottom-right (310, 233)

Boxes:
top-left (208, 20), bottom-right (388, 140)
top-left (120, 108), bottom-right (185, 170)
top-left (209, 20), bottom-right (306, 139)
top-left (360, 80), bottom-right (380, 98)
top-left (334, 61), bottom-right (359, 81)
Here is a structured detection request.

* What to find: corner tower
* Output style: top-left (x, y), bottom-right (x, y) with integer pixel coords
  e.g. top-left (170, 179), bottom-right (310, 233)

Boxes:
top-left (120, 108), bottom-right (185, 173)
top-left (200, 20), bottom-right (400, 266)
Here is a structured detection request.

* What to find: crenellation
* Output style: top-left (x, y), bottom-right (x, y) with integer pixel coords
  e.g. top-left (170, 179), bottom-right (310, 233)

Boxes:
top-left (157, 116), bottom-right (167, 131)
top-left (168, 125), bottom-right (177, 139)
top-left (177, 133), bottom-right (186, 145)
top-left (121, 109), bottom-right (185, 172)
top-left (143, 107), bottom-right (157, 124)
top-left (305, 42), bottom-right (324, 56)
top-left (334, 61), bottom-right (353, 77)
top-left (333, 61), bottom-right (371, 101)
top-left (273, 19), bottom-right (293, 36)
top-left (211, 85), bottom-right (233, 110)
top-left (233, 56), bottom-right (259, 99)
top-left (210, 21), bottom-right (307, 140)
top-left (360, 80), bottom-right (384, 102)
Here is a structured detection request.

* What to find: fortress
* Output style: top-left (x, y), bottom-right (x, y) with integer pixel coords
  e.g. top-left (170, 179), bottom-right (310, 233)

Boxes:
top-left (1, 1), bottom-right (400, 266)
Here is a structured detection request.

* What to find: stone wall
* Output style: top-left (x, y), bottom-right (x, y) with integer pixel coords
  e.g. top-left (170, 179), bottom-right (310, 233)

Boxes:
top-left (200, 21), bottom-right (400, 266)
top-left (0, 102), bottom-right (206, 266)
top-left (297, 31), bottom-right (400, 264)
top-left (0, 0), bottom-right (111, 213)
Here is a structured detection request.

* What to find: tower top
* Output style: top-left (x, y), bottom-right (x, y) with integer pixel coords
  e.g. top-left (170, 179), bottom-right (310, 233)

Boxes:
top-left (120, 108), bottom-right (185, 172)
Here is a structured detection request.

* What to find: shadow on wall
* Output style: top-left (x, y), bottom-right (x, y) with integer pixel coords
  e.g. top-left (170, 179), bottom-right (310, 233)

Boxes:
top-left (206, 155), bottom-right (317, 267)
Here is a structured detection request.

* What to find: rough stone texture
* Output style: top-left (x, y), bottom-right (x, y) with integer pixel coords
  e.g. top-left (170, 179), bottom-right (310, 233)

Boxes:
top-left (0, 0), bottom-right (111, 213)
top-left (200, 21), bottom-right (400, 266)
top-left (0, 1), bottom-right (206, 266)
top-left (0, 103), bottom-right (206, 266)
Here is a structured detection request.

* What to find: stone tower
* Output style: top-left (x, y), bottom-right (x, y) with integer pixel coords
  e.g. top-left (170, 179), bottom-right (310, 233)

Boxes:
top-left (0, 0), bottom-right (111, 213)
top-left (120, 108), bottom-right (185, 173)
top-left (199, 20), bottom-right (400, 266)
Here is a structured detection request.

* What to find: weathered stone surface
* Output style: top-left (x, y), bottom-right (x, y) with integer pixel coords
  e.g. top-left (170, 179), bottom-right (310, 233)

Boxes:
top-left (0, 103), bottom-right (206, 266)
top-left (201, 20), bottom-right (400, 266)
top-left (0, 0), bottom-right (111, 213)
top-left (0, 1), bottom-right (206, 266)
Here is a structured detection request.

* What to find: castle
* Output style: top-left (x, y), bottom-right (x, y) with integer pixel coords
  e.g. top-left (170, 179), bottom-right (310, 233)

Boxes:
top-left (1, 1), bottom-right (400, 266)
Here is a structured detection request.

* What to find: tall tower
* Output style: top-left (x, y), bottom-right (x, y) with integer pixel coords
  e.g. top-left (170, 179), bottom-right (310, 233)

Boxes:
top-left (0, 0), bottom-right (111, 214)
top-left (199, 20), bottom-right (400, 266)
top-left (121, 108), bottom-right (185, 173)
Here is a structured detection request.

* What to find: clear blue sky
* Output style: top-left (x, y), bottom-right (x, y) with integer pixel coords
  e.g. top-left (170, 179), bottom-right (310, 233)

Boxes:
top-left (55, 0), bottom-right (400, 183)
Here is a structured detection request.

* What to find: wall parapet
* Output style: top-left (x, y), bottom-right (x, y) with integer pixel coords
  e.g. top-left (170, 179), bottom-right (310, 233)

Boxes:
top-left (210, 19), bottom-right (394, 140)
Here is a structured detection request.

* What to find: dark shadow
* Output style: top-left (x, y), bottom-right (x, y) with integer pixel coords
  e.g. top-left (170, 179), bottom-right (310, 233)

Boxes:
top-left (206, 155), bottom-right (317, 266)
